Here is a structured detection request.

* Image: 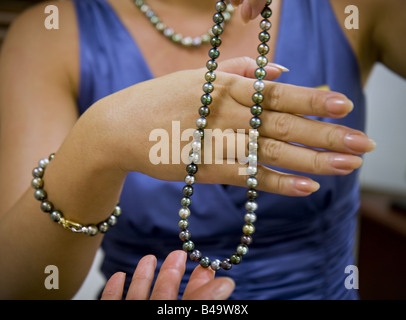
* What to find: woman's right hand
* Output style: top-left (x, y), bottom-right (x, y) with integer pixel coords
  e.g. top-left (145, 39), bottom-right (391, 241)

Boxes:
top-left (76, 57), bottom-right (375, 197)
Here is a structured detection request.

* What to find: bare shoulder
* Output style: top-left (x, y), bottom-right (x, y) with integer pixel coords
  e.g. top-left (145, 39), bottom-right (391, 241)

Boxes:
top-left (1, 0), bottom-right (79, 94)
top-left (330, 0), bottom-right (406, 82)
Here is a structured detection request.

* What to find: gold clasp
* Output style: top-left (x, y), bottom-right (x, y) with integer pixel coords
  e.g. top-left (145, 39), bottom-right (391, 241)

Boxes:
top-left (58, 217), bottom-right (84, 233)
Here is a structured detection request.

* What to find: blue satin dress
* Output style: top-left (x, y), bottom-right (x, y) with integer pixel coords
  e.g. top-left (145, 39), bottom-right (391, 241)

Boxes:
top-left (73, 0), bottom-right (364, 299)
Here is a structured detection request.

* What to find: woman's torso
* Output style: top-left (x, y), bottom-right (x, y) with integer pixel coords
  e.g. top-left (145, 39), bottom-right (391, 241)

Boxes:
top-left (72, 0), bottom-right (364, 299)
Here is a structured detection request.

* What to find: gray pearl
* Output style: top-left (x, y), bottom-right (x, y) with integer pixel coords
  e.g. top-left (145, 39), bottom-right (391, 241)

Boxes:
top-left (253, 80), bottom-right (265, 92)
top-left (38, 158), bottom-right (49, 169)
top-left (245, 200), bottom-right (258, 212)
top-left (180, 196), bottom-right (191, 207)
top-left (190, 250), bottom-right (202, 262)
top-left (87, 225), bottom-right (98, 236)
top-left (244, 213), bottom-right (257, 223)
top-left (32, 167), bottom-right (44, 178)
top-left (205, 71), bottom-right (216, 82)
top-left (260, 19), bottom-right (272, 31)
top-left (247, 177), bottom-right (258, 188)
top-left (210, 259), bottom-right (221, 271)
top-left (49, 210), bottom-right (62, 222)
top-left (203, 82), bottom-right (214, 93)
top-left (237, 244), bottom-right (249, 255)
top-left (184, 175), bottom-right (195, 185)
top-left (34, 189), bottom-right (47, 201)
top-left (254, 68), bottom-right (266, 80)
top-left (31, 177), bottom-right (43, 189)
top-left (40, 200), bottom-right (53, 213)
top-left (113, 206), bottom-right (122, 217)
top-left (108, 215), bottom-right (118, 226)
top-left (179, 230), bottom-right (191, 241)
top-left (98, 222), bottom-right (109, 233)
top-left (196, 117), bottom-right (207, 129)
top-left (256, 56), bottom-right (268, 68)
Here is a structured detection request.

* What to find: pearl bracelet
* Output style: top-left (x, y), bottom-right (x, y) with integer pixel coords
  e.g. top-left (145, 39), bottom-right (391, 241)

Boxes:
top-left (31, 153), bottom-right (121, 236)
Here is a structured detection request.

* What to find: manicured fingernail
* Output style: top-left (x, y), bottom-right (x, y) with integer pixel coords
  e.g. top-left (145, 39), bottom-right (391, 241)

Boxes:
top-left (330, 155), bottom-right (363, 173)
top-left (294, 179), bottom-right (320, 195)
top-left (268, 63), bottom-right (290, 72)
top-left (326, 98), bottom-right (354, 117)
top-left (214, 278), bottom-right (236, 300)
top-left (344, 134), bottom-right (376, 153)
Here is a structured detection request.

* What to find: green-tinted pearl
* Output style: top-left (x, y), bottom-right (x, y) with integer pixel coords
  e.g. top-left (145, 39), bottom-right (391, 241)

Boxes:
top-left (183, 240), bottom-right (195, 252)
top-left (243, 223), bottom-right (255, 235)
top-left (230, 254), bottom-right (242, 264)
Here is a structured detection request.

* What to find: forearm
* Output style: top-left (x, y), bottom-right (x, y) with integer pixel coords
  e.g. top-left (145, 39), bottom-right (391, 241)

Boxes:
top-left (0, 106), bottom-right (127, 299)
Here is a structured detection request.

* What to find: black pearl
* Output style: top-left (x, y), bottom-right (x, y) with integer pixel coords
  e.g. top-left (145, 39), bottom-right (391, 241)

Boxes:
top-left (40, 200), bottom-right (53, 213)
top-left (261, 7), bottom-right (272, 19)
top-left (208, 48), bottom-right (220, 59)
top-left (211, 24), bottom-right (223, 36)
top-left (182, 185), bottom-right (194, 197)
top-left (259, 31), bottom-right (270, 43)
top-left (251, 105), bottom-right (263, 116)
top-left (257, 43), bottom-right (269, 55)
top-left (201, 94), bottom-right (212, 105)
top-left (210, 36), bottom-right (222, 48)
top-left (186, 163), bottom-right (198, 175)
top-left (213, 12), bottom-right (224, 24)
top-left (241, 235), bottom-right (253, 246)
top-left (190, 250), bottom-right (202, 262)
top-left (32, 167), bottom-right (44, 178)
top-left (199, 106), bottom-right (210, 117)
top-left (252, 92), bottom-right (264, 104)
top-left (206, 60), bottom-right (218, 71)
top-left (202, 82), bottom-right (214, 93)
top-left (250, 117), bottom-right (262, 129)
top-left (221, 258), bottom-right (232, 270)
top-left (183, 240), bottom-right (195, 252)
top-left (179, 230), bottom-right (191, 241)
top-left (255, 68), bottom-right (267, 80)
top-left (215, 1), bottom-right (226, 12)
top-left (200, 256), bottom-right (211, 268)
top-left (205, 71), bottom-right (216, 82)
top-left (34, 189), bottom-right (47, 201)
top-left (246, 189), bottom-right (258, 200)
top-left (31, 177), bottom-right (44, 189)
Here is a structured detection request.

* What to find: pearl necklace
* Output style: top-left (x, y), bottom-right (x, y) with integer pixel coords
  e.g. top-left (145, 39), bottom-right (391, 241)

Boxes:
top-left (179, 0), bottom-right (272, 271)
top-left (134, 0), bottom-right (235, 47)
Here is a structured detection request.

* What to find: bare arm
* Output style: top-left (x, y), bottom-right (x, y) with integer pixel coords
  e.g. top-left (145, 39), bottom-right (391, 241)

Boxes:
top-left (0, 0), bottom-right (375, 299)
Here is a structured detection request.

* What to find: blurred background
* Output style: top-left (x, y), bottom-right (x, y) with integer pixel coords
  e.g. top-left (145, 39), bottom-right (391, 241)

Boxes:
top-left (1, 0), bottom-right (405, 300)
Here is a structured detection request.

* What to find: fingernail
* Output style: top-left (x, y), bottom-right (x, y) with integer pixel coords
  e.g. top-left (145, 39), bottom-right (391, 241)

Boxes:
top-left (330, 155), bottom-right (363, 173)
top-left (294, 179), bottom-right (320, 195)
top-left (214, 278), bottom-right (236, 300)
top-left (344, 134), bottom-right (376, 153)
top-left (268, 63), bottom-right (290, 72)
top-left (326, 98), bottom-right (354, 117)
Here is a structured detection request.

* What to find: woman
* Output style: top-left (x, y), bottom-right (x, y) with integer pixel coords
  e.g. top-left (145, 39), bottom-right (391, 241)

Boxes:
top-left (0, 0), bottom-right (403, 299)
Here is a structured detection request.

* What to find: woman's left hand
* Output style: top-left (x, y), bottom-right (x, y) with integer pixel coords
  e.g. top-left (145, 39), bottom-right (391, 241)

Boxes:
top-left (101, 251), bottom-right (235, 300)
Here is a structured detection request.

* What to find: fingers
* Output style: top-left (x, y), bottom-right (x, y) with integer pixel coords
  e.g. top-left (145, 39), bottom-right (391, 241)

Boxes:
top-left (100, 272), bottom-right (126, 300)
top-left (125, 255), bottom-right (157, 300)
top-left (183, 265), bottom-right (235, 300)
top-left (217, 56), bottom-right (287, 81)
top-left (150, 250), bottom-right (187, 300)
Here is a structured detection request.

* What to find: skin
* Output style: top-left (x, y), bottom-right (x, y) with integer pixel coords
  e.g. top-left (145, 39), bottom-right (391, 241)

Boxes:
top-left (0, 0), bottom-right (404, 299)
